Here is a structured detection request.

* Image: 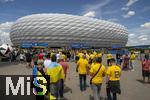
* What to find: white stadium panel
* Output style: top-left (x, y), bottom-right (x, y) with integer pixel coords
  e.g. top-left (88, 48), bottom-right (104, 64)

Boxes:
top-left (10, 13), bottom-right (128, 47)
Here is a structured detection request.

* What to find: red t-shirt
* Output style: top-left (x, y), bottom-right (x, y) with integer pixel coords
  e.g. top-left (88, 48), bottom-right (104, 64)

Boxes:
top-left (142, 59), bottom-right (150, 71)
top-left (59, 61), bottom-right (69, 75)
top-left (39, 53), bottom-right (44, 60)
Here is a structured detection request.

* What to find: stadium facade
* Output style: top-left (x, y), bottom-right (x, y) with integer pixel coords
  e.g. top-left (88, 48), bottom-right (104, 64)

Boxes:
top-left (10, 13), bottom-right (128, 48)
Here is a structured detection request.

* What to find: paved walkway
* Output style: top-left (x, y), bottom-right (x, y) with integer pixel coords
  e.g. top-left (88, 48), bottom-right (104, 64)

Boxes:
top-left (0, 59), bottom-right (150, 100)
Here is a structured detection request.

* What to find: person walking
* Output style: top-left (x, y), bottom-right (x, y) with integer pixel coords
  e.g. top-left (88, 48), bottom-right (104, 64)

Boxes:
top-left (141, 54), bottom-right (150, 83)
top-left (59, 57), bottom-right (69, 80)
top-left (116, 53), bottom-right (121, 65)
top-left (25, 50), bottom-right (32, 68)
top-left (19, 52), bottom-right (25, 64)
top-left (122, 54), bottom-right (130, 70)
top-left (46, 54), bottom-right (65, 99)
top-left (129, 52), bottom-right (136, 71)
top-left (89, 57), bottom-right (106, 100)
top-left (76, 54), bottom-right (89, 91)
top-left (106, 58), bottom-right (121, 100)
top-left (32, 51), bottom-right (39, 66)
top-left (39, 51), bottom-right (44, 60)
top-left (58, 57), bottom-right (69, 98)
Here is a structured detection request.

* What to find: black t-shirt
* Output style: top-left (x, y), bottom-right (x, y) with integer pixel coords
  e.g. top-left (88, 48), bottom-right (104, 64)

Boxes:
top-left (116, 53), bottom-right (120, 59)
top-left (26, 52), bottom-right (32, 61)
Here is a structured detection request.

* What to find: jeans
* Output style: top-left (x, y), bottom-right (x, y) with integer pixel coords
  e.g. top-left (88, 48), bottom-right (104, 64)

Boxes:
top-left (130, 60), bottom-right (135, 70)
top-left (50, 83), bottom-right (58, 98)
top-left (116, 59), bottom-right (120, 65)
top-left (50, 80), bottom-right (64, 98)
top-left (91, 84), bottom-right (102, 100)
top-left (59, 79), bottom-right (64, 98)
top-left (79, 74), bottom-right (86, 91)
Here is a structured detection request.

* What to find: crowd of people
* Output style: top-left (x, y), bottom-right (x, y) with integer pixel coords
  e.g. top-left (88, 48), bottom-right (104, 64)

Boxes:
top-left (7, 48), bottom-right (150, 100)
top-left (76, 51), bottom-right (121, 100)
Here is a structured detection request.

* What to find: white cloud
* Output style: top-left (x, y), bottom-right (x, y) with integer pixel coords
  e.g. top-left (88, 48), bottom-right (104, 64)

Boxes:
top-left (127, 26), bottom-right (150, 46)
top-left (83, 11), bottom-right (96, 18)
top-left (140, 37), bottom-right (148, 41)
top-left (122, 11), bottom-right (135, 18)
top-left (0, 22), bottom-right (14, 31)
top-left (140, 22), bottom-right (150, 28)
top-left (0, 30), bottom-right (12, 45)
top-left (126, 11), bottom-right (135, 16)
top-left (0, 22), bottom-right (14, 45)
top-left (121, 7), bottom-right (129, 11)
top-left (82, 0), bottom-right (111, 18)
top-left (121, 0), bottom-right (138, 15)
top-left (126, 0), bottom-right (139, 7)
top-left (0, 0), bottom-right (14, 2)
top-left (138, 35), bottom-right (147, 39)
top-left (129, 33), bottom-right (135, 37)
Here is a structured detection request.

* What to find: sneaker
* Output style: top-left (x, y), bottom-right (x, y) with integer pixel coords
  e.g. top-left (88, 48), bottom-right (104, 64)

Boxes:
top-left (131, 69), bottom-right (134, 71)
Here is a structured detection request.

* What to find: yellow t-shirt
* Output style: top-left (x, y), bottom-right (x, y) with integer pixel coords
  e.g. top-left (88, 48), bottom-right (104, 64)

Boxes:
top-left (46, 63), bottom-right (64, 83)
top-left (50, 53), bottom-right (54, 58)
top-left (97, 53), bottom-right (102, 58)
top-left (90, 54), bottom-right (95, 60)
top-left (77, 58), bottom-right (88, 74)
top-left (93, 52), bottom-right (97, 56)
top-left (107, 54), bottom-right (113, 60)
top-left (106, 65), bottom-right (121, 81)
top-left (90, 62), bottom-right (95, 68)
top-left (130, 54), bottom-right (136, 61)
top-left (90, 63), bottom-right (106, 84)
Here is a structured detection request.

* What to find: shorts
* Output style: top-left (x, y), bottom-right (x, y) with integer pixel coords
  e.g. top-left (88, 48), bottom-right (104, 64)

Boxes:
top-left (142, 70), bottom-right (150, 77)
top-left (108, 80), bottom-right (121, 94)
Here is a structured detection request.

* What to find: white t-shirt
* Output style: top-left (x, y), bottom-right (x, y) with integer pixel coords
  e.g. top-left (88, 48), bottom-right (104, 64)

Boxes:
top-left (44, 59), bottom-right (51, 68)
top-left (20, 54), bottom-right (24, 60)
top-left (56, 53), bottom-right (60, 60)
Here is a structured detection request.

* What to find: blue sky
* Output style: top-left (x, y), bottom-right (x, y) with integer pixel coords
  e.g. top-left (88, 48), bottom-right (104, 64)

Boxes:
top-left (0, 0), bottom-right (150, 46)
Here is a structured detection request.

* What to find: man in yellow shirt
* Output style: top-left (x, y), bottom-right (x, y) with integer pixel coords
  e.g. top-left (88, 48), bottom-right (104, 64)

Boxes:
top-left (130, 52), bottom-right (136, 71)
top-left (106, 58), bottom-right (121, 100)
top-left (46, 55), bottom-right (65, 99)
top-left (89, 57), bottom-right (106, 100)
top-left (76, 54), bottom-right (89, 91)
